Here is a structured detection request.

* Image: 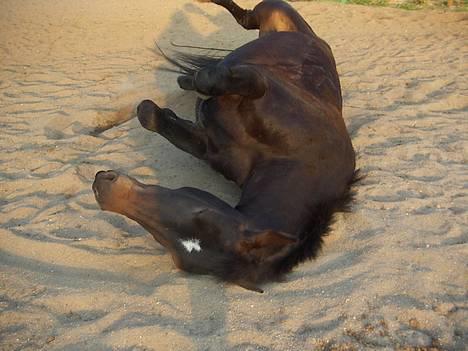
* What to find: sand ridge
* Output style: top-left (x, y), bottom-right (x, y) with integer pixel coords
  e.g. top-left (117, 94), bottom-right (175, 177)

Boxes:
top-left (0, 0), bottom-right (467, 350)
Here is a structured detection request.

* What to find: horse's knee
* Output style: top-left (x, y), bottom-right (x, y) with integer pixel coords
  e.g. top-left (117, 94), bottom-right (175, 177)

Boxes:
top-left (194, 66), bottom-right (231, 96)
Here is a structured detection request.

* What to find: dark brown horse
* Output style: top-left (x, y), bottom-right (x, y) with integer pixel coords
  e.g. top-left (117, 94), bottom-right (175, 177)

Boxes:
top-left (93, 0), bottom-right (357, 292)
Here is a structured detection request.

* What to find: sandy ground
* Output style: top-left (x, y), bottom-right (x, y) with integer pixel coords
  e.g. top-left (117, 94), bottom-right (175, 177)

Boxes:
top-left (0, 0), bottom-right (467, 350)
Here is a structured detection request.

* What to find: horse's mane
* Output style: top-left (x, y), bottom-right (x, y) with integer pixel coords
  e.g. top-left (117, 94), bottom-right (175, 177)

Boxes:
top-left (271, 169), bottom-right (363, 278)
top-left (205, 170), bottom-right (363, 288)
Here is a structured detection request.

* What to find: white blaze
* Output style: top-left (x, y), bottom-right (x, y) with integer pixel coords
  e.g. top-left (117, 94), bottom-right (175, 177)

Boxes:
top-left (180, 238), bottom-right (202, 253)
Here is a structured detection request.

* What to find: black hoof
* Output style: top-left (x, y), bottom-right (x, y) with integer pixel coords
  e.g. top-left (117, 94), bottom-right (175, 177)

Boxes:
top-left (137, 100), bottom-right (160, 132)
top-left (177, 75), bottom-right (195, 90)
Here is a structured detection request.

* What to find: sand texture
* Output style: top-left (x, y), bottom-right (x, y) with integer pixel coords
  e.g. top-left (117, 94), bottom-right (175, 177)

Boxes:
top-left (0, 0), bottom-right (467, 350)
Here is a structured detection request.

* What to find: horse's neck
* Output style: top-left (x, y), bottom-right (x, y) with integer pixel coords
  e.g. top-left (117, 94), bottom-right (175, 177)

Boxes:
top-left (235, 160), bottom-right (314, 234)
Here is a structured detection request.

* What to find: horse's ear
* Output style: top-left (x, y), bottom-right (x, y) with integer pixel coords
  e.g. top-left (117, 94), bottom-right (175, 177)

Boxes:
top-left (236, 230), bottom-right (298, 262)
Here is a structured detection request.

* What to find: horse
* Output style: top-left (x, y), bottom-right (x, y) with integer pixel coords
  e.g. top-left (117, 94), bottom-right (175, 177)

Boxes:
top-left (93, 0), bottom-right (358, 292)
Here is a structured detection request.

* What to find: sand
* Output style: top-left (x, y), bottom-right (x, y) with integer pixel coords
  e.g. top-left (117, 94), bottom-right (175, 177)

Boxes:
top-left (0, 0), bottom-right (467, 350)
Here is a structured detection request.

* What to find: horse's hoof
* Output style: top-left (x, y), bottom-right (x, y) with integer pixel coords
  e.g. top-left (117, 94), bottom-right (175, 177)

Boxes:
top-left (177, 75), bottom-right (195, 91)
top-left (137, 99), bottom-right (160, 132)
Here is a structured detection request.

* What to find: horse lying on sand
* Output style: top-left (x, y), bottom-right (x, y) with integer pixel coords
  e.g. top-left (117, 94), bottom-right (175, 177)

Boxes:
top-left (93, 0), bottom-right (358, 292)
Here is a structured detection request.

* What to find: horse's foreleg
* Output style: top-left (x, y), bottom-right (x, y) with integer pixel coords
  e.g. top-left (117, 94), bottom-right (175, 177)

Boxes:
top-left (178, 65), bottom-right (266, 99)
top-left (137, 99), bottom-right (207, 159)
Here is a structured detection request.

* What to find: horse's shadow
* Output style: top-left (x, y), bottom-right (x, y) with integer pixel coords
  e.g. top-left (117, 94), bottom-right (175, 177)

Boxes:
top-left (121, 3), bottom-right (258, 350)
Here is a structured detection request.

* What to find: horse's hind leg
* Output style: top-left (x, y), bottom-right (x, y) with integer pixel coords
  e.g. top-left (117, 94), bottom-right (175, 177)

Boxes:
top-left (207, 0), bottom-right (314, 36)
top-left (207, 0), bottom-right (258, 30)
top-left (137, 99), bottom-right (207, 159)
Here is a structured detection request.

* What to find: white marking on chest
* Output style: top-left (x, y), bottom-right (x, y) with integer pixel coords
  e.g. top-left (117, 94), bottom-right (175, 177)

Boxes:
top-left (180, 238), bottom-right (202, 253)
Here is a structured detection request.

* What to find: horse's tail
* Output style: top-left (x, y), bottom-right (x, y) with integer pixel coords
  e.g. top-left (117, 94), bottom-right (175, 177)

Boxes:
top-left (154, 42), bottom-right (227, 76)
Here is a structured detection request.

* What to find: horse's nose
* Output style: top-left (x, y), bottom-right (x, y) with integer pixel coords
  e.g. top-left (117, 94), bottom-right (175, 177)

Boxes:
top-left (95, 170), bottom-right (118, 183)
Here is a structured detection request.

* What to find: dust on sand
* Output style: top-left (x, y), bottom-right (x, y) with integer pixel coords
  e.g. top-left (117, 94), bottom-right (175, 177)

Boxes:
top-left (0, 1), bottom-right (466, 350)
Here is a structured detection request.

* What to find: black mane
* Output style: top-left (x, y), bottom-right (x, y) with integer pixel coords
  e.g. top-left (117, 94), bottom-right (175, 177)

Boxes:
top-left (271, 169), bottom-right (362, 277)
top-left (209, 170), bottom-right (362, 289)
